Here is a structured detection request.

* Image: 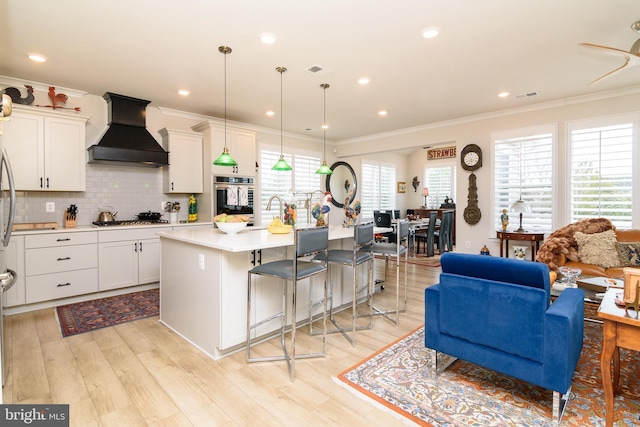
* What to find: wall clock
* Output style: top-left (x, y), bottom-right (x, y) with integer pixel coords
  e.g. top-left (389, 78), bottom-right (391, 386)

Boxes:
top-left (461, 143), bottom-right (482, 172)
top-left (461, 144), bottom-right (482, 225)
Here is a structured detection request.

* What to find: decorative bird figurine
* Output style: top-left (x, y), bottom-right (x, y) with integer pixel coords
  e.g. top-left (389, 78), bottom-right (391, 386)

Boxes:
top-left (4, 85), bottom-right (35, 105)
top-left (48, 87), bottom-right (68, 109)
top-left (343, 192), bottom-right (361, 226)
top-left (312, 192), bottom-right (332, 226)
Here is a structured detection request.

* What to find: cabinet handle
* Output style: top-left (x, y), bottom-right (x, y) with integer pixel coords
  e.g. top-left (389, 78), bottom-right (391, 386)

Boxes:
top-left (57, 238), bottom-right (71, 242)
top-left (134, 242), bottom-right (138, 252)
top-left (57, 282), bottom-right (71, 287)
top-left (46, 177), bottom-right (50, 188)
top-left (40, 177), bottom-right (43, 188)
top-left (139, 241), bottom-right (143, 252)
top-left (171, 182), bottom-right (174, 191)
top-left (57, 257), bottom-right (71, 261)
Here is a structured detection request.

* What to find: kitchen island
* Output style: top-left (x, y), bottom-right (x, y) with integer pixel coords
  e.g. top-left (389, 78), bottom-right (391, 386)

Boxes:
top-left (157, 225), bottom-right (364, 360)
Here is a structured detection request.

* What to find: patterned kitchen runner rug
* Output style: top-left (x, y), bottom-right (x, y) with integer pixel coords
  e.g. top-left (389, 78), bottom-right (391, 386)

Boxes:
top-left (337, 322), bottom-right (640, 426)
top-left (56, 288), bottom-right (159, 337)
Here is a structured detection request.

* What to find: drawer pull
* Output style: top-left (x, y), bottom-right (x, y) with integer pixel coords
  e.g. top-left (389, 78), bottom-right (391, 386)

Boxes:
top-left (57, 282), bottom-right (71, 287)
top-left (57, 257), bottom-right (71, 261)
top-left (57, 238), bottom-right (71, 242)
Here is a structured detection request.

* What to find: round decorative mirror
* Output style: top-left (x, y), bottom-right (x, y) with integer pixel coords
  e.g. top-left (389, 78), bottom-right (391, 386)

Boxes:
top-left (326, 161), bottom-right (357, 208)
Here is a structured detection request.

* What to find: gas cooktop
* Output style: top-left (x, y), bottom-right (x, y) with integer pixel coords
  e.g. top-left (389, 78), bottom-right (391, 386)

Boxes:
top-left (92, 219), bottom-right (170, 227)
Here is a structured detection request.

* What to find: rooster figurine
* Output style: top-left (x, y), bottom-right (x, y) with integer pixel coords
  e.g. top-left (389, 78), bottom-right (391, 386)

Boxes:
top-left (4, 85), bottom-right (35, 105)
top-left (48, 87), bottom-right (68, 109)
top-left (312, 192), bottom-right (332, 226)
top-left (343, 192), bottom-right (361, 227)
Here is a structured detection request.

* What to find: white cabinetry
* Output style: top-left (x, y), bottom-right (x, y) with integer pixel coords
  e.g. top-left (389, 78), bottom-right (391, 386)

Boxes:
top-left (24, 232), bottom-right (98, 304)
top-left (1, 107), bottom-right (89, 191)
top-left (192, 121), bottom-right (256, 177)
top-left (98, 227), bottom-right (162, 291)
top-left (159, 128), bottom-right (203, 193)
top-left (4, 236), bottom-right (25, 307)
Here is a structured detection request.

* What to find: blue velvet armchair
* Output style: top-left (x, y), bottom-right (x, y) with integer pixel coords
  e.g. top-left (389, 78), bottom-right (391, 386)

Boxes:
top-left (425, 252), bottom-right (584, 424)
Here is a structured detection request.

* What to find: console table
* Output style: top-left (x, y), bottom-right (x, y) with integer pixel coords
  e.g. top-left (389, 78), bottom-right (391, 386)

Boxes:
top-left (598, 288), bottom-right (640, 427)
top-left (496, 230), bottom-right (544, 261)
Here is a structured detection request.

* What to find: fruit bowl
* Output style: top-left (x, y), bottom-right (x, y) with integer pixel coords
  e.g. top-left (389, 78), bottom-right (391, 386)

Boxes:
top-left (267, 224), bottom-right (292, 234)
top-left (215, 221), bottom-right (248, 234)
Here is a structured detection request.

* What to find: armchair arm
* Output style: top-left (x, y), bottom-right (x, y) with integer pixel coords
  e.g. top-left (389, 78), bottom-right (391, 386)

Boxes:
top-left (542, 288), bottom-right (584, 393)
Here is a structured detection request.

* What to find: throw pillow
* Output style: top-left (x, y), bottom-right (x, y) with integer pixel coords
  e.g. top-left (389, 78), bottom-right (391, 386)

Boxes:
top-left (616, 242), bottom-right (640, 266)
top-left (574, 230), bottom-right (619, 269)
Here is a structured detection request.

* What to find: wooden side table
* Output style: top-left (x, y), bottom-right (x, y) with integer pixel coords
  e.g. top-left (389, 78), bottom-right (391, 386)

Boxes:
top-left (496, 230), bottom-right (545, 261)
top-left (597, 288), bottom-right (640, 427)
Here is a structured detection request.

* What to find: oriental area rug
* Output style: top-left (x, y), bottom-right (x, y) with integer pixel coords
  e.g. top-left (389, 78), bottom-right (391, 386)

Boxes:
top-left (376, 254), bottom-right (442, 268)
top-left (56, 288), bottom-right (159, 337)
top-left (337, 322), bottom-right (640, 426)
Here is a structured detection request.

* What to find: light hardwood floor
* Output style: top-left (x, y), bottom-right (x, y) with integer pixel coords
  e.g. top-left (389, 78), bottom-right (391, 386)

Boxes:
top-left (2, 261), bottom-right (440, 426)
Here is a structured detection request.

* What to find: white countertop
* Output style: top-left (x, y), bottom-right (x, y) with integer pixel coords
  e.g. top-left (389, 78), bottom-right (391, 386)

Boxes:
top-left (158, 225), bottom-right (359, 252)
top-left (11, 221), bottom-right (212, 235)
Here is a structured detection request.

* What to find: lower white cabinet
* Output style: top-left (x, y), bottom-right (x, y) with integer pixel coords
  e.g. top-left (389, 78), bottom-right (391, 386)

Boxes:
top-left (98, 228), bottom-right (162, 291)
top-left (4, 236), bottom-right (25, 307)
top-left (24, 232), bottom-right (98, 304)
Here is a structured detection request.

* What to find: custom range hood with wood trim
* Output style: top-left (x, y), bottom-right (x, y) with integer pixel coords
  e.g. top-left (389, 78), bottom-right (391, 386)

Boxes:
top-left (87, 92), bottom-right (169, 167)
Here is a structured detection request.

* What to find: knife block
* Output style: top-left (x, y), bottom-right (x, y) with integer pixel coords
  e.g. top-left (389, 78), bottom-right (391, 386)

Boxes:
top-left (64, 210), bottom-right (77, 228)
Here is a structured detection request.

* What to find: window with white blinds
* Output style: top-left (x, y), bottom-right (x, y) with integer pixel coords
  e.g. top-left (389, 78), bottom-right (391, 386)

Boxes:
top-left (493, 127), bottom-right (554, 233)
top-left (568, 119), bottom-right (635, 229)
top-left (258, 148), bottom-right (323, 225)
top-left (424, 165), bottom-right (456, 208)
top-left (361, 161), bottom-right (396, 219)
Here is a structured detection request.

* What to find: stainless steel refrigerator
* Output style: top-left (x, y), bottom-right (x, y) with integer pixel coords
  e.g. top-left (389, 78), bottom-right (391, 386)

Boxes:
top-left (0, 93), bottom-right (18, 392)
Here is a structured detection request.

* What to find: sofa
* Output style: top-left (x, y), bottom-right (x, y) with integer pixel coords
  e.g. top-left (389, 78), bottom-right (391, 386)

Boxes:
top-left (425, 253), bottom-right (584, 424)
top-left (536, 218), bottom-right (640, 278)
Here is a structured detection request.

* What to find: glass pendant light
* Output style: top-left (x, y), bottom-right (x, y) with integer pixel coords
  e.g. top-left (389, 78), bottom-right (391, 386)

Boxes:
top-left (316, 83), bottom-right (332, 175)
top-left (213, 46), bottom-right (238, 167)
top-left (272, 66), bottom-right (292, 171)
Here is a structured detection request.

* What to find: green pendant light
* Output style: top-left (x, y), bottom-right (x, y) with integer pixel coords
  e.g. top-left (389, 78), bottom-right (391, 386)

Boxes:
top-left (316, 83), bottom-right (332, 175)
top-left (213, 46), bottom-right (238, 167)
top-left (272, 66), bottom-right (292, 171)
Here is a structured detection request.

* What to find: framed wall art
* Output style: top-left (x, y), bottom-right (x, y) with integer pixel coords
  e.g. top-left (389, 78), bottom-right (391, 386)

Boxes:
top-left (397, 182), bottom-right (406, 193)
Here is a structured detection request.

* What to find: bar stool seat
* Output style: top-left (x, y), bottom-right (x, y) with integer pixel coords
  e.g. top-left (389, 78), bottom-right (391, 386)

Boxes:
top-left (311, 222), bottom-right (374, 346)
top-left (246, 226), bottom-right (329, 382)
top-left (371, 219), bottom-right (409, 325)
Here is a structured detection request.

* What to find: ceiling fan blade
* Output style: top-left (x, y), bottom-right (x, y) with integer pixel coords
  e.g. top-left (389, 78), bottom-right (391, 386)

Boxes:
top-left (579, 42), bottom-right (640, 85)
top-left (579, 42), bottom-right (633, 57)
top-left (586, 57), bottom-right (631, 86)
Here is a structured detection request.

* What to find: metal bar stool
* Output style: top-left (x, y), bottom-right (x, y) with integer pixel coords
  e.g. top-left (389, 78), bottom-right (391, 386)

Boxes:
top-left (371, 219), bottom-right (409, 325)
top-left (310, 222), bottom-right (374, 346)
top-left (246, 226), bottom-right (329, 382)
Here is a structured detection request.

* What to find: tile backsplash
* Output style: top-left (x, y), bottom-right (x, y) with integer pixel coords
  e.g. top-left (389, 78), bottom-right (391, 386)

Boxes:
top-left (10, 164), bottom-right (193, 226)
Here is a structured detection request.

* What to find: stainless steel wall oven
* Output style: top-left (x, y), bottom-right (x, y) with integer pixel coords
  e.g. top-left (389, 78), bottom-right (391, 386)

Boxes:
top-left (213, 176), bottom-right (255, 225)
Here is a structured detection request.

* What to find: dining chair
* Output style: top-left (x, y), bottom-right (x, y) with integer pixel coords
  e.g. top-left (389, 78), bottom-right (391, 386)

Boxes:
top-left (415, 211), bottom-right (438, 256)
top-left (371, 219), bottom-right (409, 325)
top-left (246, 225), bottom-right (329, 382)
top-left (435, 210), bottom-right (454, 253)
top-left (310, 222), bottom-right (374, 346)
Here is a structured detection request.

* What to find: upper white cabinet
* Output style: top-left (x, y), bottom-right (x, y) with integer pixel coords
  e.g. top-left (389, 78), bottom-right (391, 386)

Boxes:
top-left (159, 128), bottom-right (203, 193)
top-left (1, 106), bottom-right (89, 191)
top-left (192, 121), bottom-right (256, 177)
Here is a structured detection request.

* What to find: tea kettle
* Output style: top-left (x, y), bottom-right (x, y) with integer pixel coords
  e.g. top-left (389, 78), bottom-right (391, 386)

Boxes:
top-left (97, 206), bottom-right (118, 222)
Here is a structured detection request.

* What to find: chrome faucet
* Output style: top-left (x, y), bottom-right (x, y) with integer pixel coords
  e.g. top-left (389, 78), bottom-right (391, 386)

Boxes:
top-left (266, 195), bottom-right (284, 220)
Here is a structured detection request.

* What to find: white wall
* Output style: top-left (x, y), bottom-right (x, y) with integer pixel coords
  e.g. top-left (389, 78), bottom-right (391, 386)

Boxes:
top-left (336, 88), bottom-right (640, 256)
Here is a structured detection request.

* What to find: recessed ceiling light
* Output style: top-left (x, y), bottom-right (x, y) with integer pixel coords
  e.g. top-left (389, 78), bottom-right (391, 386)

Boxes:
top-left (266, 111), bottom-right (275, 116)
top-left (358, 77), bottom-right (370, 85)
top-left (378, 110), bottom-right (388, 116)
top-left (259, 33), bottom-right (277, 44)
top-left (27, 53), bottom-right (47, 62)
top-left (322, 124), bottom-right (328, 129)
top-left (422, 27), bottom-right (440, 39)
top-left (178, 89), bottom-right (190, 96)
top-left (498, 91), bottom-right (510, 98)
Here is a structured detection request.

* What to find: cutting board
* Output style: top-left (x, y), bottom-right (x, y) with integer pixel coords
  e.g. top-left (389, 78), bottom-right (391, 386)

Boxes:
top-left (12, 222), bottom-right (59, 231)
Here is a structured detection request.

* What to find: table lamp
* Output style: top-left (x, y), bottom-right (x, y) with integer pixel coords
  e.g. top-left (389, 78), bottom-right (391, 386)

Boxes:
top-left (510, 199), bottom-right (531, 232)
top-left (422, 187), bottom-right (429, 208)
